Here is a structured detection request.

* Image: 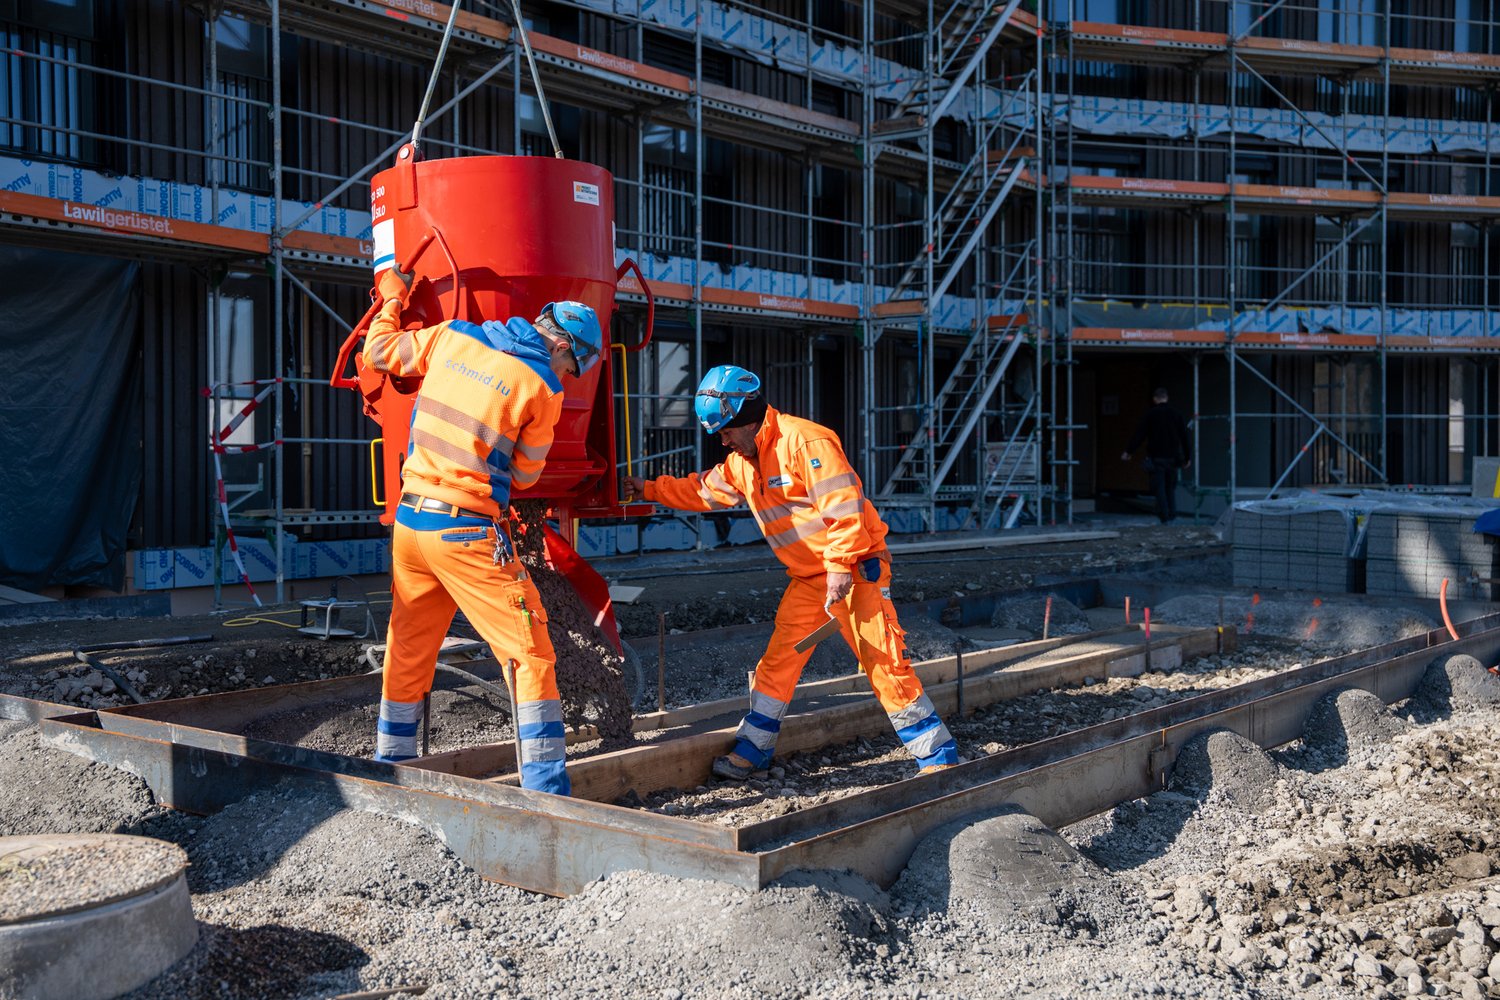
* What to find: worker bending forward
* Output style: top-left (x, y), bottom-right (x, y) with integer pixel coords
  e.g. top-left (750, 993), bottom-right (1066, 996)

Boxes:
top-left (362, 266), bottom-right (603, 795)
top-left (625, 365), bottom-right (959, 781)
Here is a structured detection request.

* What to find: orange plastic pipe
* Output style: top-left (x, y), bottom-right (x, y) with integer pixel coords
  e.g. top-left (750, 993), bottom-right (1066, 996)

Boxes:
top-left (1440, 577), bottom-right (1460, 641)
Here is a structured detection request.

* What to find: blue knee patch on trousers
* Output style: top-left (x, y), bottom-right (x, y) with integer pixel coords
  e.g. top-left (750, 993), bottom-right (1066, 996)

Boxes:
top-left (520, 759), bottom-right (571, 796)
top-left (732, 737), bottom-right (773, 769)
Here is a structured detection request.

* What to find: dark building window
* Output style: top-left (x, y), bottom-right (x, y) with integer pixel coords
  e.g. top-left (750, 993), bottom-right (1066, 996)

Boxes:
top-left (0, 0), bottom-right (96, 163)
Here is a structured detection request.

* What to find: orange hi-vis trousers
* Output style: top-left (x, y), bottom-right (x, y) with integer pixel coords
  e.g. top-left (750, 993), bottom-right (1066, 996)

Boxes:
top-left (733, 556), bottom-right (958, 771)
top-left (377, 504), bottom-right (569, 795)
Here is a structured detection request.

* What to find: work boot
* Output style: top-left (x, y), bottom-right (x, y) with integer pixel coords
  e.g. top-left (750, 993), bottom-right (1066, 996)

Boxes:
top-left (711, 752), bottom-right (759, 781)
top-left (919, 762), bottom-right (955, 775)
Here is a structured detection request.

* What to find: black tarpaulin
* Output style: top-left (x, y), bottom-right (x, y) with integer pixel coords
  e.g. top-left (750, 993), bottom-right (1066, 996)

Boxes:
top-left (0, 247), bottom-right (141, 591)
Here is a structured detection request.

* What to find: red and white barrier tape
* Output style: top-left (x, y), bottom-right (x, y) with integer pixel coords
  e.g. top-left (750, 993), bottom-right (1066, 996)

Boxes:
top-left (209, 446), bottom-right (263, 608)
top-left (205, 384), bottom-right (282, 607)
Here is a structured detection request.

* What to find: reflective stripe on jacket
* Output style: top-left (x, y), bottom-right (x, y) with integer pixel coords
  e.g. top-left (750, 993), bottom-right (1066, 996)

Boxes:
top-left (363, 301), bottom-right (564, 518)
top-left (644, 406), bottom-right (888, 577)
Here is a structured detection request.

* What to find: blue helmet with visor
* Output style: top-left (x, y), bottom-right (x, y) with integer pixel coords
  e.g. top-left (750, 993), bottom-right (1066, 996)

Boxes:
top-left (538, 301), bottom-right (604, 376)
top-left (694, 365), bottom-right (763, 434)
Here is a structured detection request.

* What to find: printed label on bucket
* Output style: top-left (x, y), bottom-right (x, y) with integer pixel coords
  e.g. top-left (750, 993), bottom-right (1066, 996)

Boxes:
top-left (572, 181), bottom-right (600, 206)
top-left (371, 219), bottom-right (395, 273)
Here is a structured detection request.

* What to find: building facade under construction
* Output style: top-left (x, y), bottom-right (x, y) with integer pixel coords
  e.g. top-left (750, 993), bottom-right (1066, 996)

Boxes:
top-left (3, 0), bottom-right (1497, 598)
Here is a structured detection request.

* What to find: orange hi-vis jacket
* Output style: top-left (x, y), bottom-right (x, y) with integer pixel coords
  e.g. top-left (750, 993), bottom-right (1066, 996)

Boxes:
top-left (644, 407), bottom-right (888, 578)
top-left (363, 298), bottom-right (564, 518)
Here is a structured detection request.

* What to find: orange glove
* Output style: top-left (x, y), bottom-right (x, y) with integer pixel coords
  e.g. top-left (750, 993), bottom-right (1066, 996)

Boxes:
top-left (376, 265), bottom-right (413, 304)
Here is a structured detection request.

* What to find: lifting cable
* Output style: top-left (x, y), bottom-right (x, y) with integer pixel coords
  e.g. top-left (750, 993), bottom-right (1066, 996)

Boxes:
top-left (410, 0), bottom-right (464, 154)
top-left (508, 0), bottom-right (565, 158)
top-left (409, 0), bottom-right (563, 159)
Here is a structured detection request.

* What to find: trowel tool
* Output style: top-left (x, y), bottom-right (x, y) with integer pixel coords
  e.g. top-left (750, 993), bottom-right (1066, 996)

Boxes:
top-left (794, 608), bottom-right (840, 653)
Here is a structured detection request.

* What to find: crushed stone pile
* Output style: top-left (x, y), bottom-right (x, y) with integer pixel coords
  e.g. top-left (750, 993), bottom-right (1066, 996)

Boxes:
top-left (1072, 678), bottom-right (1500, 999)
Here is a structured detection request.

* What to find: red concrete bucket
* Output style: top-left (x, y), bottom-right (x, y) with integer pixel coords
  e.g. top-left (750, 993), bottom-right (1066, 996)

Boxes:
top-left (333, 147), bottom-right (653, 522)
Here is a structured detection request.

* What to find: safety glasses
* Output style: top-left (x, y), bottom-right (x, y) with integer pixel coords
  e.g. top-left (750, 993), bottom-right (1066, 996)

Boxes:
top-left (542, 306), bottom-right (600, 372)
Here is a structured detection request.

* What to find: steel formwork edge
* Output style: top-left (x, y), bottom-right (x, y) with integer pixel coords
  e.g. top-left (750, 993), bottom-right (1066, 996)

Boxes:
top-left (11, 614), bottom-right (1500, 896)
top-left (27, 706), bottom-right (757, 897)
top-left (752, 616), bottom-right (1500, 887)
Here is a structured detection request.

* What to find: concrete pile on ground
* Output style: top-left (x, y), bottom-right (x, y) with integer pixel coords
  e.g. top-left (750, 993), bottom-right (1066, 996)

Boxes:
top-left (0, 721), bottom-right (172, 838)
top-left (1169, 729), bottom-right (1285, 814)
top-left (989, 592), bottom-right (1092, 637)
top-left (513, 500), bottom-right (633, 745)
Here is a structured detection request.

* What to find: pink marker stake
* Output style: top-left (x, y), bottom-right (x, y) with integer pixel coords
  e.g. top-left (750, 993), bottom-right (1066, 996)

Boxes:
top-left (1143, 607), bottom-right (1151, 641)
top-left (1125, 596), bottom-right (1132, 624)
top-left (1043, 595), bottom-right (1053, 640)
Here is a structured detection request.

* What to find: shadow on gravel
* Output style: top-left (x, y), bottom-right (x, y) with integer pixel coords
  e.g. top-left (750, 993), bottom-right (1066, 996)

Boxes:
top-left (124, 923), bottom-right (368, 1000)
top-left (177, 790), bottom-right (347, 894)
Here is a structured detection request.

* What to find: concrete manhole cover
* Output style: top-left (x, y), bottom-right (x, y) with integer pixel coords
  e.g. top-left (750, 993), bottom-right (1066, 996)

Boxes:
top-left (0, 833), bottom-right (197, 999)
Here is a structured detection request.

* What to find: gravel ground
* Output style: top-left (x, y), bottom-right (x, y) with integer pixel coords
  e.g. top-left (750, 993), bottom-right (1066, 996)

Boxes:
top-left (7, 519), bottom-right (1497, 998)
top-left (10, 660), bottom-right (1496, 999)
top-left (638, 637), bottom-right (1317, 825)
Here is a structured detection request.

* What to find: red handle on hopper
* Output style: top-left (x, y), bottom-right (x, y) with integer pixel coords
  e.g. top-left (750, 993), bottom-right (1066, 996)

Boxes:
top-left (615, 257), bottom-right (654, 352)
top-left (330, 231), bottom-right (439, 390)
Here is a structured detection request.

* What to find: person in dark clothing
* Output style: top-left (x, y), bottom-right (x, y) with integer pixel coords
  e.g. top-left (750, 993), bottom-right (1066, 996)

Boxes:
top-left (1120, 388), bottom-right (1192, 523)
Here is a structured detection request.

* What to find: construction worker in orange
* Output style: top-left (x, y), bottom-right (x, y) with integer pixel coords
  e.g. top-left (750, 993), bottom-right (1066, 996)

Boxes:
top-left (362, 264), bottom-right (603, 795)
top-left (623, 365), bottom-right (959, 781)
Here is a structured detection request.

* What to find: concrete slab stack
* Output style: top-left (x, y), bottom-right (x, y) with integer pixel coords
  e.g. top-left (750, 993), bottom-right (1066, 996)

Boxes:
top-left (1365, 511), bottom-right (1498, 601)
top-left (1232, 509), bottom-right (1356, 593)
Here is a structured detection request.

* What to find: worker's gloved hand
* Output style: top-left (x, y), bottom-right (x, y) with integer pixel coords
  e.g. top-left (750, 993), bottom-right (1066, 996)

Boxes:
top-left (376, 265), bottom-right (414, 304)
top-left (621, 475), bottom-right (646, 501)
top-left (824, 570), bottom-right (853, 609)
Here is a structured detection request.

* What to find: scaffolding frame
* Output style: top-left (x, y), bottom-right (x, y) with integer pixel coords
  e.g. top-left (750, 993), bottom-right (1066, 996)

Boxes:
top-left (7, 0), bottom-right (1500, 602)
top-left (1059, 0), bottom-right (1500, 508)
top-left (860, 0), bottom-right (1053, 531)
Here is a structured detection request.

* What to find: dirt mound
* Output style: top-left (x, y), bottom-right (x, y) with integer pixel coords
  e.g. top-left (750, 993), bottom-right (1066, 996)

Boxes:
top-left (1301, 688), bottom-right (1408, 759)
top-left (1414, 653), bottom-right (1500, 713)
top-left (1169, 730), bottom-right (1281, 813)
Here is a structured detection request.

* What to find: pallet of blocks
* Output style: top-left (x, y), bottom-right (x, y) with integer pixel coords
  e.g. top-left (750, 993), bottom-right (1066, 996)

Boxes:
top-left (1231, 507), bottom-right (1358, 593)
top-left (1364, 510), bottom-right (1498, 601)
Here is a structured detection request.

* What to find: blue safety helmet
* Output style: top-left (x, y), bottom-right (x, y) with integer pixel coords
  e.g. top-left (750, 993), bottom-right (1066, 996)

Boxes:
top-left (695, 364), bottom-right (762, 434)
top-left (539, 301), bottom-right (604, 376)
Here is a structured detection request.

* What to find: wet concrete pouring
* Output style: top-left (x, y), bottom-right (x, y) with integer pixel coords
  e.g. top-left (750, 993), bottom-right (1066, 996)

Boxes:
top-left (5, 519), bottom-right (1500, 998)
